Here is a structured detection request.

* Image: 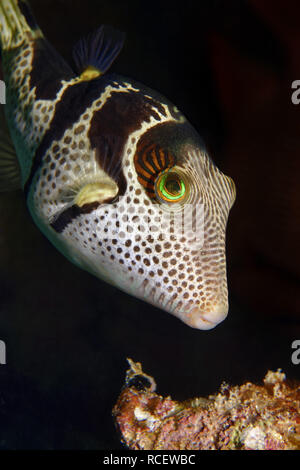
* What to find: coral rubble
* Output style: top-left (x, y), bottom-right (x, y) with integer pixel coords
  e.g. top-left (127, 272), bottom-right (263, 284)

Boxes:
top-left (112, 359), bottom-right (300, 450)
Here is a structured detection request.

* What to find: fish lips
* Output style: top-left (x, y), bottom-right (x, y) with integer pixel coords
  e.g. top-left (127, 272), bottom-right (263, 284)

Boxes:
top-left (176, 303), bottom-right (229, 330)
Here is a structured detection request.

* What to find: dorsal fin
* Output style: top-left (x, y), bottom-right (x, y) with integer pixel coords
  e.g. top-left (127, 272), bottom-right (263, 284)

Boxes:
top-left (0, 107), bottom-right (21, 192)
top-left (72, 25), bottom-right (125, 80)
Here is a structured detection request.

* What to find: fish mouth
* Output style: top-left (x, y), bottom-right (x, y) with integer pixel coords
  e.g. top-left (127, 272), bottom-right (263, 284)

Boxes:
top-left (177, 303), bottom-right (228, 330)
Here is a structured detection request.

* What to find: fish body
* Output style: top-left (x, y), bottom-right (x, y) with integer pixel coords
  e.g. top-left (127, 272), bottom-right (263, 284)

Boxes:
top-left (0, 0), bottom-right (236, 329)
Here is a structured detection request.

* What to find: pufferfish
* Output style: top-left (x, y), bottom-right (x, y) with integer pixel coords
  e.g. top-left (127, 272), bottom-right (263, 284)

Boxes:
top-left (0, 0), bottom-right (236, 329)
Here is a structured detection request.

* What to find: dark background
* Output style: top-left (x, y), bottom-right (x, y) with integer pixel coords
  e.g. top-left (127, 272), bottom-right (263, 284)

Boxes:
top-left (0, 0), bottom-right (299, 449)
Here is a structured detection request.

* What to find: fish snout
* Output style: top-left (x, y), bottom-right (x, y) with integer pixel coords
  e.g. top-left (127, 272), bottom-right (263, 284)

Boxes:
top-left (178, 303), bottom-right (228, 330)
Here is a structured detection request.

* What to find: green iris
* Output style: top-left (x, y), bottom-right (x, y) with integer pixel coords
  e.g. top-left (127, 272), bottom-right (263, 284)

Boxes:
top-left (158, 172), bottom-right (186, 202)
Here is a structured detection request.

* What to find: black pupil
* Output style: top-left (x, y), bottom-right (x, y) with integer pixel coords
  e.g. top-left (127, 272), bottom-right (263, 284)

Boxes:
top-left (165, 177), bottom-right (180, 195)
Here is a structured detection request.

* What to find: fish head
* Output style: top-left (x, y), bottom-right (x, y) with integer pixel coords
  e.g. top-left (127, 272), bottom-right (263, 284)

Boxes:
top-left (119, 121), bottom-right (236, 329)
top-left (30, 96), bottom-right (235, 330)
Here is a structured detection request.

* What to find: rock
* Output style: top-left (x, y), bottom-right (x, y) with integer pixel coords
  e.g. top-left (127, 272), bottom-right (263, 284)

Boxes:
top-left (113, 359), bottom-right (300, 450)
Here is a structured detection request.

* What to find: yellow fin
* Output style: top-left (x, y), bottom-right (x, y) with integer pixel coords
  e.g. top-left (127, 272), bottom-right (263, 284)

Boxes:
top-left (79, 65), bottom-right (102, 82)
top-left (0, 107), bottom-right (21, 191)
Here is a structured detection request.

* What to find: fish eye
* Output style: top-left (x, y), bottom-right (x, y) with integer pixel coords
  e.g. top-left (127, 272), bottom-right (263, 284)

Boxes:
top-left (155, 170), bottom-right (188, 203)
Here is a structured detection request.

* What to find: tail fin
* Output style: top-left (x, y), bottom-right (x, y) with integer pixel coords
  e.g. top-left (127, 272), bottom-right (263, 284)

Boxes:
top-left (0, 0), bottom-right (42, 50)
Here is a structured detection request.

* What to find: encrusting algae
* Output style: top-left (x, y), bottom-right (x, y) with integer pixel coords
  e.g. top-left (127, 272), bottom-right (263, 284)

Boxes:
top-left (113, 359), bottom-right (300, 450)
